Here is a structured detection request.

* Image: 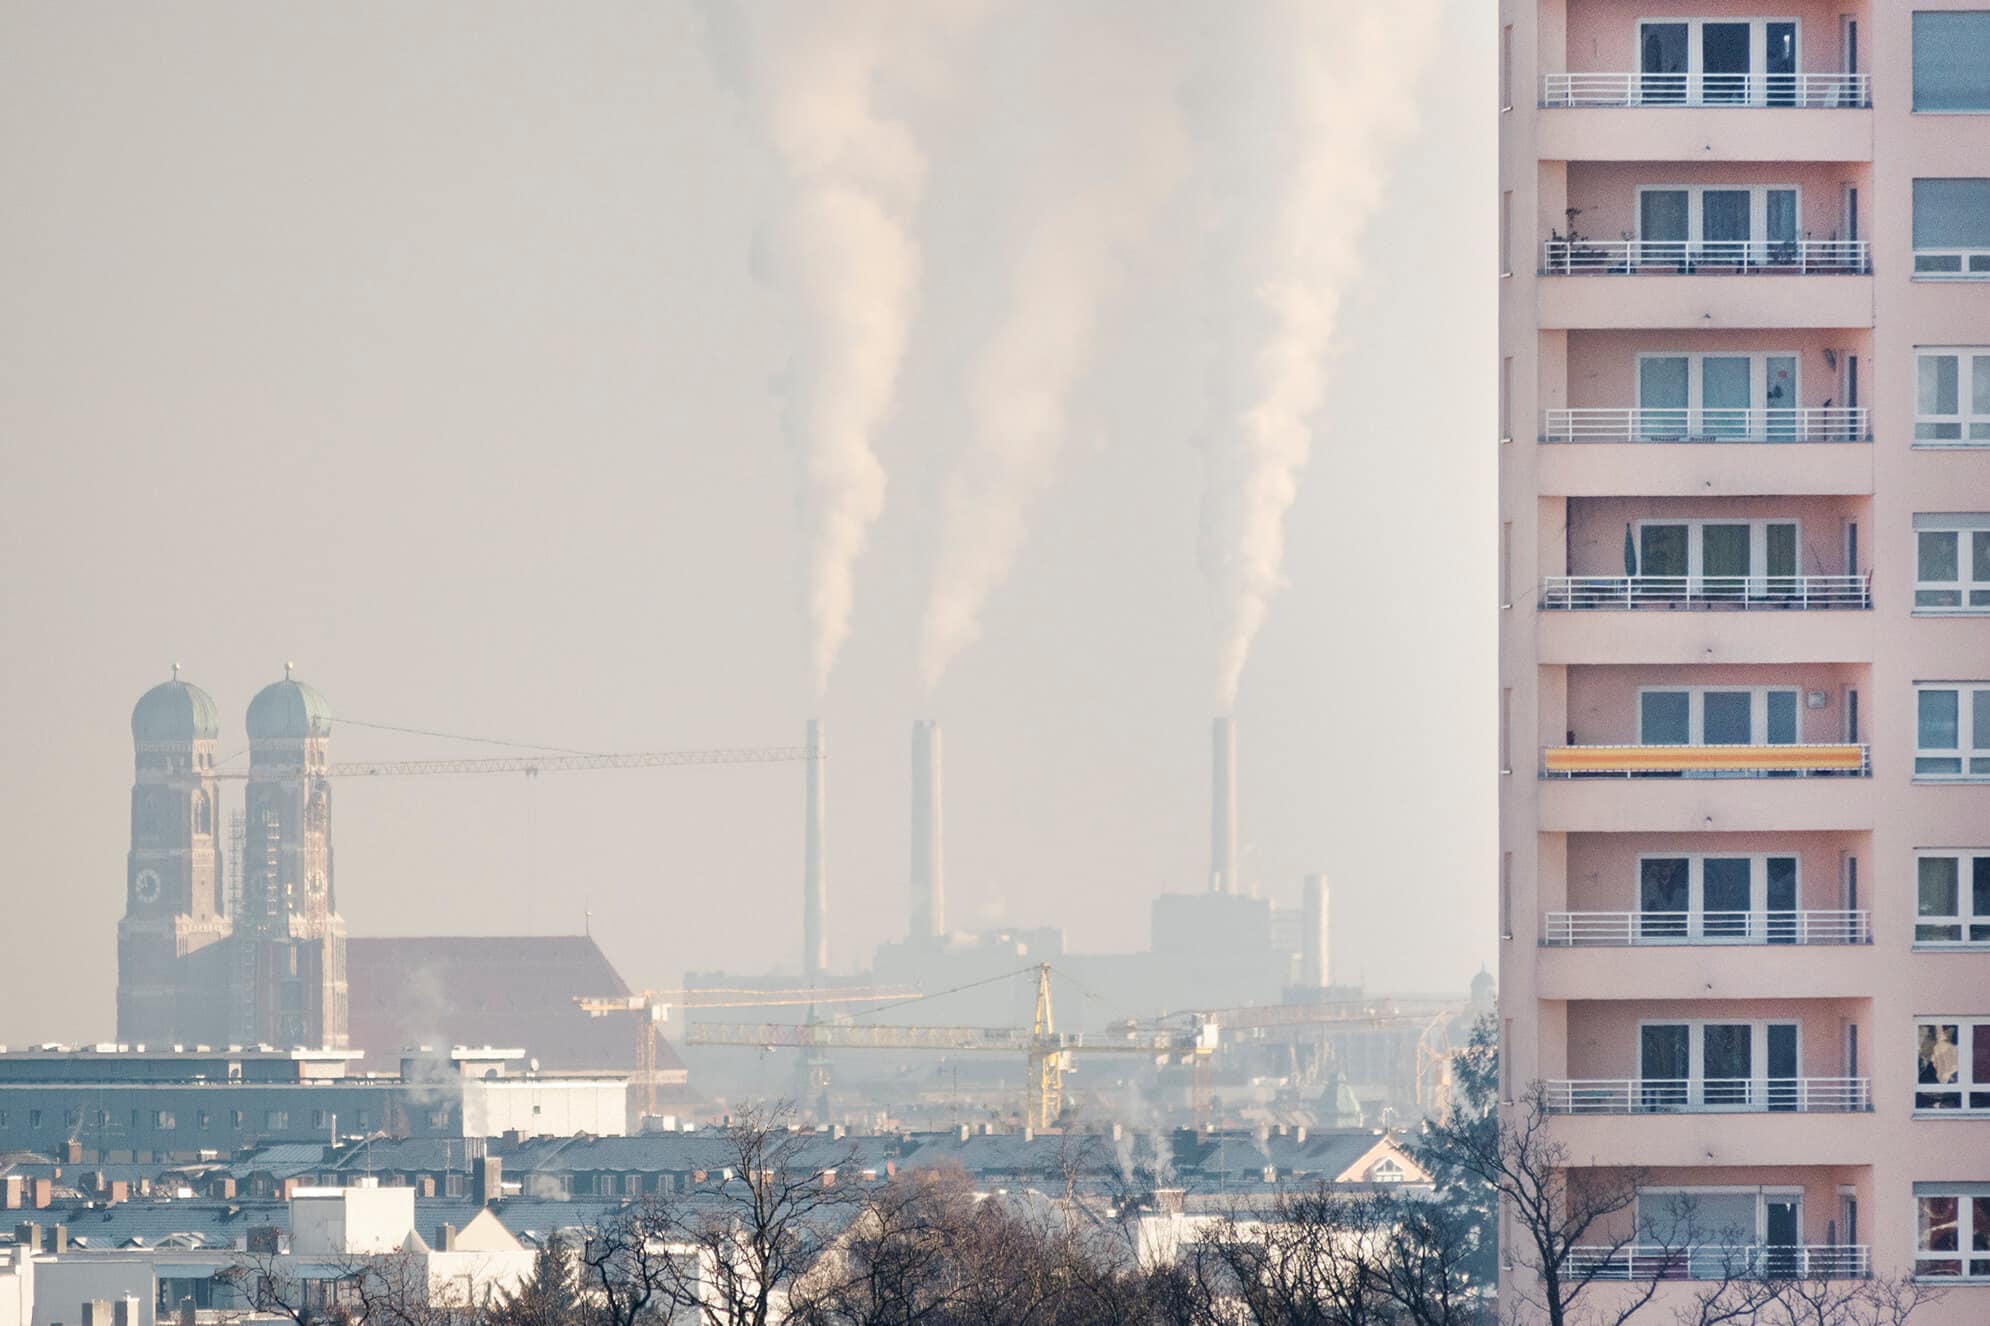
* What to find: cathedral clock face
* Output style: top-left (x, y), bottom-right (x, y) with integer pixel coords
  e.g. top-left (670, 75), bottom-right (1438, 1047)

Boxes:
top-left (134, 869), bottom-right (162, 903)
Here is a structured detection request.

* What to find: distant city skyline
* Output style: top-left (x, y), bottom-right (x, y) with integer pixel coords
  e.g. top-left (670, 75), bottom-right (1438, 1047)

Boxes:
top-left (0, 2), bottom-right (1495, 1046)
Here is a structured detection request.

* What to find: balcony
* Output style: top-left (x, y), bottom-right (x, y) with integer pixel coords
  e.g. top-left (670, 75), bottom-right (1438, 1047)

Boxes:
top-left (1565, 1244), bottom-right (1869, 1282)
top-left (1541, 576), bottom-right (1869, 612)
top-left (1542, 745), bottom-right (1869, 778)
top-left (1543, 239), bottom-right (1868, 277)
top-left (1544, 407), bottom-right (1867, 445)
top-left (1544, 1077), bottom-right (1870, 1115)
top-left (1543, 910), bottom-right (1870, 947)
top-left (1543, 72), bottom-right (1869, 110)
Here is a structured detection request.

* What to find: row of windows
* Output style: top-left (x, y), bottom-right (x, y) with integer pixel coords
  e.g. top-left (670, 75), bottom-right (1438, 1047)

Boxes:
top-left (0, 1105), bottom-right (457, 1132)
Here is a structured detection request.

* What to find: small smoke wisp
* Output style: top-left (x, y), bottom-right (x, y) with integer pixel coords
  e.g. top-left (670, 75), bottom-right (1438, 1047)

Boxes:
top-left (1193, 1), bottom-right (1444, 709)
top-left (725, 4), bottom-right (974, 692)
top-left (916, 4), bottom-right (1186, 690)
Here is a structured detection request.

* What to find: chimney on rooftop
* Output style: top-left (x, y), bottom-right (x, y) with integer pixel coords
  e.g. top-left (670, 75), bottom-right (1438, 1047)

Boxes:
top-left (1211, 717), bottom-right (1238, 894)
top-left (803, 719), bottom-right (827, 982)
top-left (910, 720), bottom-right (944, 941)
top-left (473, 1156), bottom-right (502, 1206)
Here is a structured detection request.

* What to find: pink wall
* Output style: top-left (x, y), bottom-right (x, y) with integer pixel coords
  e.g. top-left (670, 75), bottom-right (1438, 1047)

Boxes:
top-left (1562, 663), bottom-right (1866, 745)
top-left (1566, 997), bottom-right (1865, 1079)
top-left (1566, 496), bottom-right (1867, 576)
top-left (1563, 328), bottom-right (1868, 412)
top-left (1559, 162), bottom-right (1870, 247)
top-left (1559, 2), bottom-right (1865, 76)
top-left (1563, 830), bottom-right (1862, 913)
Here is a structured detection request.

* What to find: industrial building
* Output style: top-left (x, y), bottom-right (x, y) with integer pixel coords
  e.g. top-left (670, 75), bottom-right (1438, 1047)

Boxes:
top-left (1501, 2), bottom-right (1989, 1316)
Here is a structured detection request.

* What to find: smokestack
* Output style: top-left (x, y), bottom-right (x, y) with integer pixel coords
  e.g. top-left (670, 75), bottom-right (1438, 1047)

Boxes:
top-left (1300, 874), bottom-right (1329, 988)
top-left (910, 720), bottom-right (944, 941)
top-left (803, 719), bottom-right (828, 981)
top-left (1210, 717), bottom-right (1238, 894)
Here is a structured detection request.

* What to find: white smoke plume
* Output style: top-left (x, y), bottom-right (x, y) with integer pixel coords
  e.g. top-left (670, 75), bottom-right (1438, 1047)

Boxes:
top-left (717, 4), bottom-right (978, 693)
top-left (1193, 2), bottom-right (1445, 709)
top-left (916, 5), bottom-right (1186, 690)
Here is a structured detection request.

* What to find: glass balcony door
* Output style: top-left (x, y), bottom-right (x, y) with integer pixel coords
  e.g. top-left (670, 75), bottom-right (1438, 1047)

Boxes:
top-left (1636, 854), bottom-right (1799, 942)
top-left (1633, 520), bottom-right (1800, 597)
top-left (1636, 353), bottom-right (1803, 440)
top-left (1636, 187), bottom-right (1801, 267)
top-left (1641, 1020), bottom-right (1801, 1109)
top-left (1637, 18), bottom-right (1803, 106)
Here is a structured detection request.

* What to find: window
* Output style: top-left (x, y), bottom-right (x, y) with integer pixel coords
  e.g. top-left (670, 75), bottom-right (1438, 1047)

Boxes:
top-left (1640, 687), bottom-right (1801, 746)
top-left (197, 1111), bottom-right (211, 1130)
top-left (1637, 185), bottom-right (1801, 263)
top-left (1501, 24), bottom-right (1513, 110)
top-left (355, 1110), bottom-right (370, 1129)
top-left (428, 1108), bottom-right (450, 1129)
top-left (1634, 518), bottom-right (1801, 593)
top-left (27, 1110), bottom-right (41, 1129)
top-left (1916, 1187), bottom-right (1990, 1279)
top-left (1915, 854), bottom-right (1990, 946)
top-left (63, 1108), bottom-right (79, 1128)
top-left (1640, 1187), bottom-right (1804, 1269)
top-left (1915, 685), bottom-right (1990, 777)
top-left (1914, 351), bottom-right (1990, 444)
top-left (154, 1111), bottom-right (175, 1131)
top-left (1635, 352), bottom-right (1804, 441)
top-left (311, 1110), bottom-right (328, 1130)
top-left (1636, 19), bottom-right (1801, 106)
top-left (1913, 12), bottom-right (1990, 112)
top-left (230, 1110), bottom-right (244, 1129)
top-left (266, 1110), bottom-right (289, 1130)
top-left (1914, 180), bottom-right (1990, 276)
top-left (1636, 854), bottom-right (1800, 942)
top-left (1915, 517), bottom-right (1990, 610)
top-left (1915, 1020), bottom-right (1990, 1111)
top-left (1638, 1019), bottom-right (1801, 1110)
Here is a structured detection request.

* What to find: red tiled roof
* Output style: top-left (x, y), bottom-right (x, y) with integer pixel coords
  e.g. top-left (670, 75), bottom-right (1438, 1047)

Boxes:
top-left (345, 936), bottom-right (685, 1076)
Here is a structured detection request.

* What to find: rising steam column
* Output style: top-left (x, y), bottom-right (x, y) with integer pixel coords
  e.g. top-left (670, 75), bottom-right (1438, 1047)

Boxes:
top-left (230, 667), bottom-right (348, 1049)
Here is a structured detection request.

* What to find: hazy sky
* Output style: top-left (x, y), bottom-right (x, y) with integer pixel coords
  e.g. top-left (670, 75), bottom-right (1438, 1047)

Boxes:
top-left (0, 1), bottom-right (1495, 1046)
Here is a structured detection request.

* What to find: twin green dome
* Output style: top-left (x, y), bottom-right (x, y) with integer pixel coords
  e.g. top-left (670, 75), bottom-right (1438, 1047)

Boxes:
top-left (130, 670), bottom-right (332, 743)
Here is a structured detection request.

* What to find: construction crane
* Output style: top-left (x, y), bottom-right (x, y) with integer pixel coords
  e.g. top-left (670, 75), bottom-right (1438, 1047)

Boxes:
top-left (1158, 998), bottom-right (1467, 1116)
top-left (577, 985), bottom-right (911, 1119)
top-left (686, 965), bottom-right (1215, 1130)
top-left (212, 745), bottom-right (817, 780)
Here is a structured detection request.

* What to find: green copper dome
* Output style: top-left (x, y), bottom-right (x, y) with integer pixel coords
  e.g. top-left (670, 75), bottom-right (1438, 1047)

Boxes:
top-left (131, 676), bottom-right (221, 743)
top-left (246, 671), bottom-right (333, 740)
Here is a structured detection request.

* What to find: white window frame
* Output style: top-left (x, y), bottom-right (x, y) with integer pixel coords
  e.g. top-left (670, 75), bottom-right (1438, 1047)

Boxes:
top-left (1634, 517), bottom-right (1802, 590)
top-left (1914, 1186), bottom-right (1990, 1280)
top-left (1914, 850), bottom-right (1990, 947)
top-left (1913, 181), bottom-right (1990, 278)
top-left (1635, 852), bottom-right (1802, 942)
top-left (1914, 350), bottom-right (1990, 446)
top-left (1914, 1018), bottom-right (1990, 1113)
top-left (1913, 516), bottom-right (1990, 612)
top-left (1638, 1185), bottom-right (1805, 1246)
top-left (1634, 351), bottom-right (1804, 439)
top-left (1637, 1018), bottom-right (1802, 1109)
top-left (1634, 18), bottom-right (1804, 106)
top-left (1914, 683), bottom-right (1990, 779)
top-left (1635, 184), bottom-right (1803, 258)
top-left (1638, 686), bottom-right (1803, 745)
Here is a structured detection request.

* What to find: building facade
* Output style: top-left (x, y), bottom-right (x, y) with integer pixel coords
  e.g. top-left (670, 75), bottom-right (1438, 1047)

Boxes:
top-left (1500, 2), bottom-right (1989, 1315)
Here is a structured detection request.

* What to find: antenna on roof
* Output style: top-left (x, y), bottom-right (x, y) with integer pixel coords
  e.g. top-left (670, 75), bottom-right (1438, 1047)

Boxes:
top-left (171, 662), bottom-right (181, 681)
top-left (284, 661), bottom-right (295, 680)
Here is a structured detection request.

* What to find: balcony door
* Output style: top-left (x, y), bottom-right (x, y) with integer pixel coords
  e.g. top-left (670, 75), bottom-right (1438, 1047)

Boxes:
top-left (1636, 186), bottom-right (1800, 266)
top-left (1641, 1189), bottom-right (1805, 1274)
top-left (1632, 522), bottom-right (1799, 598)
top-left (1637, 18), bottom-right (1802, 105)
top-left (1636, 352), bottom-right (1801, 439)
top-left (1637, 854), bottom-right (1799, 942)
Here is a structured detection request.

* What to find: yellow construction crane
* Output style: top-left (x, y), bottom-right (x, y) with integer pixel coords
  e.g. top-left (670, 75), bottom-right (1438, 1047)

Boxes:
top-left (686, 965), bottom-right (1215, 1130)
top-left (213, 745), bottom-right (817, 780)
top-left (577, 985), bottom-right (910, 1118)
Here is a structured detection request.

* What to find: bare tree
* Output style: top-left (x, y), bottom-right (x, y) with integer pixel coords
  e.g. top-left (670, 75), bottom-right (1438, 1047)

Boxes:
top-left (1682, 1270), bottom-right (1943, 1326)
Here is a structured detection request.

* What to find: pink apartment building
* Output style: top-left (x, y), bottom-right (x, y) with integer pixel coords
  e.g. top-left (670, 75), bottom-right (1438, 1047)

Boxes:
top-left (1499, 2), bottom-right (1990, 1317)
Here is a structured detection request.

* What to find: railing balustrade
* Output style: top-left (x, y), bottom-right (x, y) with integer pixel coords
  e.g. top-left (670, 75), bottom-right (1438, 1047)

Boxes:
top-left (1542, 407), bottom-right (1868, 443)
top-left (1542, 238), bottom-right (1869, 275)
top-left (1564, 1243), bottom-right (1871, 1281)
top-left (1543, 71), bottom-right (1871, 109)
top-left (1543, 910), bottom-right (1871, 946)
top-left (1544, 1077), bottom-right (1871, 1114)
top-left (1539, 575), bottom-right (1870, 610)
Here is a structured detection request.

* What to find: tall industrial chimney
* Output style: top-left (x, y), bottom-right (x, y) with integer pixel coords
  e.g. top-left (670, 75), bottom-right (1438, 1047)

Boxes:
top-left (1300, 873), bottom-right (1329, 988)
top-left (1210, 716), bottom-right (1238, 894)
top-left (910, 719), bottom-right (945, 941)
top-left (803, 718), bottom-right (827, 981)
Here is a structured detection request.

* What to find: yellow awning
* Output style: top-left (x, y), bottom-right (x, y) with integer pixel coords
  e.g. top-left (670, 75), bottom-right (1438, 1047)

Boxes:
top-left (1544, 745), bottom-right (1865, 773)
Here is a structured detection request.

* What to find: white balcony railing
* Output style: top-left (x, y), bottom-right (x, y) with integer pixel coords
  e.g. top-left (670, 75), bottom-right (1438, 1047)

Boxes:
top-left (1545, 1077), bottom-right (1871, 1114)
top-left (1543, 71), bottom-right (1871, 109)
top-left (1540, 575), bottom-right (1871, 610)
top-left (1543, 407), bottom-right (1869, 443)
top-left (1543, 910), bottom-right (1872, 947)
top-left (1565, 1244), bottom-right (1871, 1282)
top-left (1542, 238), bottom-right (1870, 275)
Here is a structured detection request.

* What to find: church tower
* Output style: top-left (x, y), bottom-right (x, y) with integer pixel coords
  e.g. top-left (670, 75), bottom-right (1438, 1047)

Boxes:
top-left (229, 666), bottom-right (348, 1048)
top-left (117, 668), bottom-right (233, 1045)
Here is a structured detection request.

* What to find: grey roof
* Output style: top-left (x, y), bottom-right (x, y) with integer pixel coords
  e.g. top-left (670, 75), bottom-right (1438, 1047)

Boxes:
top-left (246, 675), bottom-right (331, 741)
